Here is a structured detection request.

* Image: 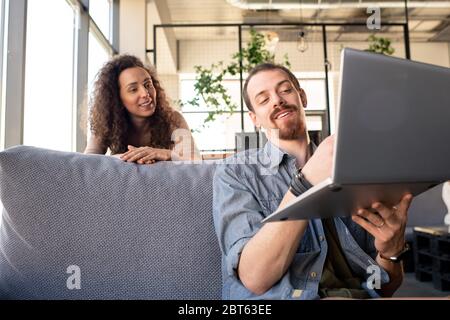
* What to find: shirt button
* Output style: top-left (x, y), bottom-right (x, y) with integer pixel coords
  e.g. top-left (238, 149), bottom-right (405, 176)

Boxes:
top-left (292, 289), bottom-right (303, 298)
top-left (310, 271), bottom-right (317, 278)
top-left (319, 235), bottom-right (325, 242)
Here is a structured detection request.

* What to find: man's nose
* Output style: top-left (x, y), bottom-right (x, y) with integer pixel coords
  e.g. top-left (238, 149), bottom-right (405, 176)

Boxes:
top-left (272, 93), bottom-right (285, 108)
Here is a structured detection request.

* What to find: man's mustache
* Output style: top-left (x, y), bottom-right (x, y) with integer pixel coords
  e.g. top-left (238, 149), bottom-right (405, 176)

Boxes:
top-left (271, 105), bottom-right (299, 120)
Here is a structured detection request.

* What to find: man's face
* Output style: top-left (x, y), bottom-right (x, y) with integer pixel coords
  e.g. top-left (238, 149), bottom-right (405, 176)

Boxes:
top-left (247, 69), bottom-right (307, 141)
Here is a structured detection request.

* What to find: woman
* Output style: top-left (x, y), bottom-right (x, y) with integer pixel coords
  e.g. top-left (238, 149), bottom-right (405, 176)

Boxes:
top-left (85, 54), bottom-right (200, 164)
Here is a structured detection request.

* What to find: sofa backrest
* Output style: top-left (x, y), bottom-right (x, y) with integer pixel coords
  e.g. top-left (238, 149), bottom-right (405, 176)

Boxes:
top-left (0, 146), bottom-right (221, 299)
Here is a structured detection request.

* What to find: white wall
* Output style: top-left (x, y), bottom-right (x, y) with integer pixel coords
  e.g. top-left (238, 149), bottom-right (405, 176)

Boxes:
top-left (159, 74), bottom-right (180, 108)
top-left (178, 40), bottom-right (238, 73)
top-left (147, 0), bottom-right (177, 74)
top-left (119, 0), bottom-right (146, 61)
top-left (411, 42), bottom-right (450, 68)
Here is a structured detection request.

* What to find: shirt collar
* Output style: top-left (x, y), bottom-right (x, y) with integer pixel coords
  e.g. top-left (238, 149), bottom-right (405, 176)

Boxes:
top-left (263, 139), bottom-right (317, 169)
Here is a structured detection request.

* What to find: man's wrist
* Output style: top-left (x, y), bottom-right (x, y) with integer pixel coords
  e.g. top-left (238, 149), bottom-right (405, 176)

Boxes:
top-left (290, 168), bottom-right (313, 196)
top-left (378, 243), bottom-right (410, 264)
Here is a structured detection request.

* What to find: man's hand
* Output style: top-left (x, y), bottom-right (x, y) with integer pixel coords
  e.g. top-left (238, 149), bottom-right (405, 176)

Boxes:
top-left (351, 194), bottom-right (413, 257)
top-left (120, 145), bottom-right (171, 164)
top-left (301, 134), bottom-right (334, 185)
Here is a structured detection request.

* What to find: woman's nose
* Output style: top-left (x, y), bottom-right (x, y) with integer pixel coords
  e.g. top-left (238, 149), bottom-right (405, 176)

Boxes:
top-left (140, 86), bottom-right (150, 98)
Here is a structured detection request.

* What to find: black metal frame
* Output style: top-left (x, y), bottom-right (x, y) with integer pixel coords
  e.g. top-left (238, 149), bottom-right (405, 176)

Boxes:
top-left (148, 22), bottom-right (411, 151)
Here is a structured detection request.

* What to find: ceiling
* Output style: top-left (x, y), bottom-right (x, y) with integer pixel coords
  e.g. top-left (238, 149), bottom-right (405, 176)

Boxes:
top-left (149, 0), bottom-right (450, 42)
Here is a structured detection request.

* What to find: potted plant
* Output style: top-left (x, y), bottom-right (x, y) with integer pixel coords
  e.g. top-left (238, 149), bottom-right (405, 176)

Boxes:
top-left (365, 34), bottom-right (395, 55)
top-left (183, 28), bottom-right (291, 128)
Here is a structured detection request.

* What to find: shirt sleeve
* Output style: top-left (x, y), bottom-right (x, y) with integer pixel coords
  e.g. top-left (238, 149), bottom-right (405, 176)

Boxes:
top-left (365, 232), bottom-right (377, 260)
top-left (212, 163), bottom-right (265, 277)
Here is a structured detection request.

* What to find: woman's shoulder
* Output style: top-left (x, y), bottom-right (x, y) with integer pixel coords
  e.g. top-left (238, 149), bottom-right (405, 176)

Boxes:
top-left (170, 110), bottom-right (188, 128)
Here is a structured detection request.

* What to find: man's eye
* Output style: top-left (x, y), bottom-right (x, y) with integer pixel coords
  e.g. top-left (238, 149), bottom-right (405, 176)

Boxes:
top-left (259, 98), bottom-right (269, 104)
top-left (281, 88), bottom-right (292, 94)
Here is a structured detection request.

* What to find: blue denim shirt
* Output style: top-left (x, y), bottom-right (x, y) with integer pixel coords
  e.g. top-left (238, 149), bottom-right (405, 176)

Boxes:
top-left (212, 141), bottom-right (390, 300)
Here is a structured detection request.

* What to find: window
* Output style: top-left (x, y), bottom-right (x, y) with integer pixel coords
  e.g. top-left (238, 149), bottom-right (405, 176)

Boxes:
top-left (23, 0), bottom-right (75, 151)
top-left (89, 0), bottom-right (111, 41)
top-left (86, 31), bottom-right (111, 139)
top-left (180, 76), bottom-right (251, 152)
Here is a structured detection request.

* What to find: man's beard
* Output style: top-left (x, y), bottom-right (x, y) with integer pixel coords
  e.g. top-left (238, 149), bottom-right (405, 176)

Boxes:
top-left (270, 105), bottom-right (306, 140)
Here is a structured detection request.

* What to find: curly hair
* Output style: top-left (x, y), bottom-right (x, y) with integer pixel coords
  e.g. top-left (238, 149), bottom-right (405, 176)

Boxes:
top-left (88, 54), bottom-right (177, 154)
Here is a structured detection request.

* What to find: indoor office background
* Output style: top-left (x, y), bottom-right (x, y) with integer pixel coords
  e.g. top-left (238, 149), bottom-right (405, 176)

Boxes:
top-left (0, 0), bottom-right (450, 296)
top-left (1, 0), bottom-right (449, 154)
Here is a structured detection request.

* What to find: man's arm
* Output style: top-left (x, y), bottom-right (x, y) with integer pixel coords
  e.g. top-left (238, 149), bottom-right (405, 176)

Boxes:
top-left (376, 253), bottom-right (404, 297)
top-left (237, 136), bottom-right (335, 295)
top-left (237, 191), bottom-right (309, 295)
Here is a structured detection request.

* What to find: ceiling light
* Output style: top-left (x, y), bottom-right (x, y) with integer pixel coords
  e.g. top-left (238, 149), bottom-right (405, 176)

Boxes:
top-left (297, 30), bottom-right (308, 53)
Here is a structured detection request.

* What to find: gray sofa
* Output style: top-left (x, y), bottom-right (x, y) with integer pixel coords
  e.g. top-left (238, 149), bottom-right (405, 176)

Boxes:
top-left (0, 146), bottom-right (221, 299)
top-left (0, 146), bottom-right (446, 299)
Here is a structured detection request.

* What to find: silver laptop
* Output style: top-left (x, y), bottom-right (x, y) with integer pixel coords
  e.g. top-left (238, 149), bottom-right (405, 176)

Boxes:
top-left (263, 48), bottom-right (450, 222)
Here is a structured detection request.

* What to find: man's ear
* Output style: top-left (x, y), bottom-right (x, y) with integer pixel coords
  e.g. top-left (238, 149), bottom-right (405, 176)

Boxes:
top-left (299, 88), bottom-right (307, 108)
top-left (248, 111), bottom-right (260, 128)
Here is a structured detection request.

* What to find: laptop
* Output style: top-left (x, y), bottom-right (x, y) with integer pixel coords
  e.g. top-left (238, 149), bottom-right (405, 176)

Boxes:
top-left (263, 48), bottom-right (450, 223)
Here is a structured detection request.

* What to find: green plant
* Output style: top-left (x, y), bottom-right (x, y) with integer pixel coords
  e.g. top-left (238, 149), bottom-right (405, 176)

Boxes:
top-left (365, 35), bottom-right (395, 55)
top-left (184, 28), bottom-right (290, 128)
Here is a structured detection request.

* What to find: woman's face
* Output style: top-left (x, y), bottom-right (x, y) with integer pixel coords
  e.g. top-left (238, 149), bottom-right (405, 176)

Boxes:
top-left (118, 67), bottom-right (157, 118)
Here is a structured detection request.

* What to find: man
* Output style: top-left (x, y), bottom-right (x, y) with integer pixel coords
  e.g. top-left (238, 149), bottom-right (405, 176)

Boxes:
top-left (212, 63), bottom-right (412, 299)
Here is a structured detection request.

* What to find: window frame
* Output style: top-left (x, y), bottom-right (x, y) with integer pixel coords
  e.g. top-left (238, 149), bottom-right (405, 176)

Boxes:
top-left (2, 0), bottom-right (27, 150)
top-left (0, 0), bottom-right (5, 150)
top-left (68, 0), bottom-right (117, 152)
top-left (1, 0), bottom-right (118, 152)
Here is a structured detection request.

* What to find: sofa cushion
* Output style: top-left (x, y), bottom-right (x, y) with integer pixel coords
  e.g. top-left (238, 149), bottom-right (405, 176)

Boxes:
top-left (0, 146), bottom-right (221, 299)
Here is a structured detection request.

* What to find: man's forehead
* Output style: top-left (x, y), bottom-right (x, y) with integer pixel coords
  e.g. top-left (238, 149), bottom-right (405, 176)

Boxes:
top-left (248, 69), bottom-right (291, 95)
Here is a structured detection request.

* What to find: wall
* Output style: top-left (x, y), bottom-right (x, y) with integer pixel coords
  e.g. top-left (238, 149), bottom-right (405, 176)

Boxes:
top-left (411, 42), bottom-right (450, 68)
top-left (178, 40), bottom-right (238, 73)
top-left (119, 0), bottom-right (146, 61)
top-left (159, 74), bottom-right (180, 108)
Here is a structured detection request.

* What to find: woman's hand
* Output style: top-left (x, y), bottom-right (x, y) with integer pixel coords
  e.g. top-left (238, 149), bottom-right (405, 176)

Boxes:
top-left (120, 145), bottom-right (171, 164)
